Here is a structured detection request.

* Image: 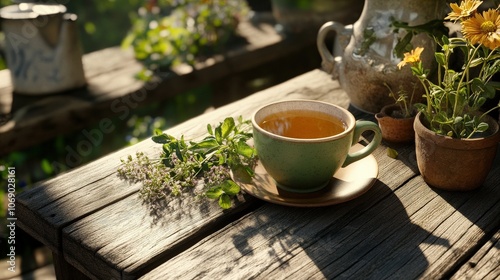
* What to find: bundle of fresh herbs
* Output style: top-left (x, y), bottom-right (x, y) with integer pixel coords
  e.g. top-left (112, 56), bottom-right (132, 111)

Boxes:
top-left (118, 116), bottom-right (257, 209)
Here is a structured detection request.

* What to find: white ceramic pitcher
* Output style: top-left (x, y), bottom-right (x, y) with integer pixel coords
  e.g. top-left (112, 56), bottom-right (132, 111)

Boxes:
top-left (0, 3), bottom-right (86, 95)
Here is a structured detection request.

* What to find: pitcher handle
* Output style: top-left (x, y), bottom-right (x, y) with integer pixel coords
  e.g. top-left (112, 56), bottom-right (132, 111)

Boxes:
top-left (317, 21), bottom-right (346, 77)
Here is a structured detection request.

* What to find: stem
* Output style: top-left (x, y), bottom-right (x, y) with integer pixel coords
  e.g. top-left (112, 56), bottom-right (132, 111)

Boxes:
top-left (480, 105), bottom-right (500, 121)
top-left (453, 44), bottom-right (480, 118)
top-left (418, 77), bottom-right (432, 116)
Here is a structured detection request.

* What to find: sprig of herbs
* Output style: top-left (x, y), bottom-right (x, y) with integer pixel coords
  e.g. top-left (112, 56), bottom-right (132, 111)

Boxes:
top-left (384, 82), bottom-right (417, 118)
top-left (118, 116), bottom-right (257, 209)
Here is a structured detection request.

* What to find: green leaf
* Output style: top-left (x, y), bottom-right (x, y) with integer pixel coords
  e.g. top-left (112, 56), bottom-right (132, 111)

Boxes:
top-left (434, 52), bottom-right (446, 66)
top-left (244, 166), bottom-right (255, 177)
top-left (154, 128), bottom-right (163, 136)
top-left (163, 143), bottom-right (173, 155)
top-left (476, 97), bottom-right (487, 108)
top-left (207, 124), bottom-right (213, 135)
top-left (41, 159), bottom-right (53, 175)
top-left (221, 180), bottom-right (240, 196)
top-left (434, 112), bottom-right (450, 124)
top-left (476, 122), bottom-right (489, 133)
top-left (220, 117), bottom-right (236, 139)
top-left (152, 133), bottom-right (171, 144)
top-left (386, 148), bottom-right (398, 159)
top-left (236, 141), bottom-right (254, 158)
top-left (173, 141), bottom-right (185, 161)
top-left (482, 84), bottom-right (496, 99)
top-left (215, 126), bottom-right (222, 144)
top-left (218, 193), bottom-right (232, 209)
top-left (486, 81), bottom-right (500, 90)
top-left (394, 32), bottom-right (413, 59)
top-left (469, 57), bottom-right (483, 68)
top-left (206, 186), bottom-right (224, 199)
top-left (189, 137), bottom-right (219, 154)
top-left (215, 153), bottom-right (225, 165)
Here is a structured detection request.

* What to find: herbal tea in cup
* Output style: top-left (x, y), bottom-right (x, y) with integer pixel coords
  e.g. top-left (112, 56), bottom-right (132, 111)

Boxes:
top-left (258, 110), bottom-right (345, 139)
top-left (252, 100), bottom-right (381, 193)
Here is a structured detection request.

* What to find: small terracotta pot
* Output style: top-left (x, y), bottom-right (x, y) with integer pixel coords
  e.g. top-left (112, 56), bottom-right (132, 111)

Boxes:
top-left (414, 112), bottom-right (500, 191)
top-left (375, 104), bottom-right (416, 143)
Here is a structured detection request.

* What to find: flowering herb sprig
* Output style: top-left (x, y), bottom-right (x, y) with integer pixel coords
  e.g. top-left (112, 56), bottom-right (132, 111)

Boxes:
top-left (397, 0), bottom-right (500, 138)
top-left (118, 116), bottom-right (257, 209)
top-left (384, 79), bottom-right (418, 119)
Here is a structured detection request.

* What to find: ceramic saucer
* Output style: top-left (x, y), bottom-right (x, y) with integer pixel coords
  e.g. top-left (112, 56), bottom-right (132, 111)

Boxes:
top-left (232, 143), bottom-right (378, 207)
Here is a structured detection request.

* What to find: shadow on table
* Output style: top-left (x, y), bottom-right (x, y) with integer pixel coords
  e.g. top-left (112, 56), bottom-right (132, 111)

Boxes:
top-left (432, 154), bottom-right (500, 240)
top-left (230, 181), bottom-right (450, 279)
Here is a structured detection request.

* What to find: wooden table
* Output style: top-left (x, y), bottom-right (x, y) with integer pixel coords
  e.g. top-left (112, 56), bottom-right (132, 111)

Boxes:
top-left (17, 69), bottom-right (500, 279)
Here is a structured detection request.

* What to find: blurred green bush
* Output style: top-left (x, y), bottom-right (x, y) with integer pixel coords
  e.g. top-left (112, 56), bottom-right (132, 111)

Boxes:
top-left (122, 0), bottom-right (250, 80)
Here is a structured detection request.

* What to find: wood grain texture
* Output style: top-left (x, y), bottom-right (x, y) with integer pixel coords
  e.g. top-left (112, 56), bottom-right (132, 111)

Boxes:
top-left (451, 230), bottom-right (500, 280)
top-left (63, 189), bottom-right (259, 280)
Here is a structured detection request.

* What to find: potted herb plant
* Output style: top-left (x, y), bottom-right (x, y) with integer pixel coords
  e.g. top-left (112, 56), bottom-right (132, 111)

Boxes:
top-left (398, 0), bottom-right (500, 191)
top-left (375, 81), bottom-right (418, 143)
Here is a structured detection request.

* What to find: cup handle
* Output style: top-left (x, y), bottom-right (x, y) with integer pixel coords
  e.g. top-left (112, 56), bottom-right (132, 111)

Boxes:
top-left (342, 121), bottom-right (382, 167)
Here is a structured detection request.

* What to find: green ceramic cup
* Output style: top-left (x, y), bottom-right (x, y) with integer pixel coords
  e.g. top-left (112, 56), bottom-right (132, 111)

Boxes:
top-left (252, 99), bottom-right (381, 193)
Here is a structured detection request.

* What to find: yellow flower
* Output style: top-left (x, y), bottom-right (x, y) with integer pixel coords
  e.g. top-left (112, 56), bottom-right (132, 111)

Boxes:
top-left (462, 9), bottom-right (500, 50)
top-left (445, 0), bottom-right (483, 22)
top-left (397, 47), bottom-right (424, 69)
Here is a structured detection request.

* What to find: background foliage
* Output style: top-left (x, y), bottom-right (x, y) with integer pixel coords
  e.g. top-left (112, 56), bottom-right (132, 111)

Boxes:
top-left (122, 0), bottom-right (250, 80)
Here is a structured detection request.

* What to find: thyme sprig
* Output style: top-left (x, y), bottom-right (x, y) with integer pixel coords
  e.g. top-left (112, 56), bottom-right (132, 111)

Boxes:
top-left (118, 116), bottom-right (257, 209)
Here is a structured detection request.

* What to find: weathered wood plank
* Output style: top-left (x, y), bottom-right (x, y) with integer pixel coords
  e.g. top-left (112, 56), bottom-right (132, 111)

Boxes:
top-left (451, 230), bottom-right (500, 280)
top-left (420, 163), bottom-right (500, 279)
top-left (16, 142), bottom-right (150, 251)
top-left (63, 190), bottom-right (260, 280)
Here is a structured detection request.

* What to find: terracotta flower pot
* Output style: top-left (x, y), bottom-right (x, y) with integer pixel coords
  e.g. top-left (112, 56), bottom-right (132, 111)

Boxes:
top-left (414, 112), bottom-right (500, 191)
top-left (375, 104), bottom-right (415, 143)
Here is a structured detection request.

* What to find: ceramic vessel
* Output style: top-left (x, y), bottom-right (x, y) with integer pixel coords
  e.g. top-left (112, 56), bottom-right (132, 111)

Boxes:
top-left (0, 3), bottom-right (86, 95)
top-left (375, 104), bottom-right (415, 143)
top-left (414, 112), bottom-right (500, 191)
top-left (251, 100), bottom-right (381, 193)
top-left (317, 0), bottom-right (447, 113)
